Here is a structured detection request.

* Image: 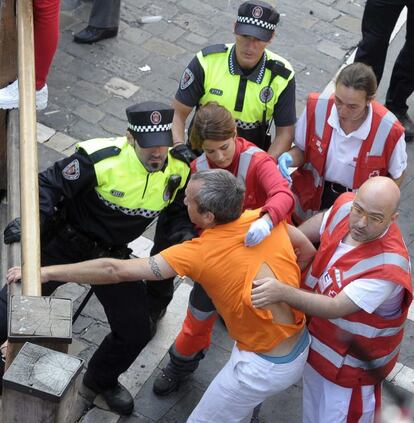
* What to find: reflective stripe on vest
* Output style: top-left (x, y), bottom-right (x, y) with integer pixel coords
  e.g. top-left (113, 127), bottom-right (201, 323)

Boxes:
top-left (369, 111), bottom-right (397, 156)
top-left (342, 253), bottom-right (410, 280)
top-left (327, 201), bottom-right (352, 234)
top-left (310, 336), bottom-right (400, 370)
top-left (237, 146), bottom-right (262, 182)
top-left (195, 146), bottom-right (261, 183)
top-left (328, 317), bottom-right (404, 338)
top-left (304, 265), bottom-right (319, 289)
top-left (314, 93), bottom-right (331, 138)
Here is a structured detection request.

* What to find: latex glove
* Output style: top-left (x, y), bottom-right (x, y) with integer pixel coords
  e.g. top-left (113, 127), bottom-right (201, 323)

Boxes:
top-left (277, 152), bottom-right (293, 183)
top-left (245, 217), bottom-right (273, 247)
top-left (3, 217), bottom-right (21, 244)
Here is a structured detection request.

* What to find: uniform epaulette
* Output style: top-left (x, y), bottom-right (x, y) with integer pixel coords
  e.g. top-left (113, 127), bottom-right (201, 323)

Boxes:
top-left (86, 146), bottom-right (122, 164)
top-left (201, 44), bottom-right (228, 57)
top-left (265, 59), bottom-right (292, 80)
top-left (169, 144), bottom-right (196, 166)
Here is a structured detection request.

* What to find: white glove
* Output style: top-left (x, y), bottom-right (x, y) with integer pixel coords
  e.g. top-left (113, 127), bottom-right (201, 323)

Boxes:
top-left (245, 217), bottom-right (273, 247)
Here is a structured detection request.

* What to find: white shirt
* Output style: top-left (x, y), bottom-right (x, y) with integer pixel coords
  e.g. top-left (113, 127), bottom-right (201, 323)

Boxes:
top-left (295, 104), bottom-right (407, 187)
top-left (319, 209), bottom-right (404, 318)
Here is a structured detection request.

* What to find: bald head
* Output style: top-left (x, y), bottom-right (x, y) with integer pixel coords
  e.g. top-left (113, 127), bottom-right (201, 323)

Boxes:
top-left (356, 176), bottom-right (400, 215)
top-left (349, 176), bottom-right (400, 244)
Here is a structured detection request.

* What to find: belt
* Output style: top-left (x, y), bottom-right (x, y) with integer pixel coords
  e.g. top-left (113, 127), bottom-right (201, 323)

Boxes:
top-left (325, 181), bottom-right (352, 194)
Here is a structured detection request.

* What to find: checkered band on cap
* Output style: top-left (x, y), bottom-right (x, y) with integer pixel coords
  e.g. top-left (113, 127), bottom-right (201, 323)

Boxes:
top-left (237, 15), bottom-right (277, 31)
top-left (128, 122), bottom-right (173, 133)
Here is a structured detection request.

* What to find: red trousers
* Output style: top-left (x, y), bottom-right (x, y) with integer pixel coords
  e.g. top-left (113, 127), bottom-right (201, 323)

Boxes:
top-left (33, 0), bottom-right (60, 89)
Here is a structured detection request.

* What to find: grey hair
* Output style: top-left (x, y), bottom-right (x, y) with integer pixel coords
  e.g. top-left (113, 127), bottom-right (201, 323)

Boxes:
top-left (191, 169), bottom-right (245, 224)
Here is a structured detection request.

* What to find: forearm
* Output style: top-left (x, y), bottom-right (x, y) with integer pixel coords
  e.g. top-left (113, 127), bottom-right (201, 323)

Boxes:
top-left (41, 255), bottom-right (175, 285)
top-left (172, 100), bottom-right (192, 147)
top-left (268, 131), bottom-right (293, 160)
top-left (42, 258), bottom-right (128, 285)
top-left (280, 285), bottom-right (354, 319)
top-left (262, 191), bottom-right (294, 224)
top-left (392, 171), bottom-right (405, 187)
top-left (287, 224), bottom-right (316, 271)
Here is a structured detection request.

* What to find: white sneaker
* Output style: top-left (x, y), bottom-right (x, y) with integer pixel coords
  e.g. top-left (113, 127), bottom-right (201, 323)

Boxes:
top-left (0, 80), bottom-right (48, 111)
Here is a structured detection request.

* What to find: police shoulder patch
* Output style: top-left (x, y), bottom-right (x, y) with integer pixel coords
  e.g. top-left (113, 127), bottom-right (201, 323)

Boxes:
top-left (62, 159), bottom-right (80, 180)
top-left (201, 44), bottom-right (228, 57)
top-left (180, 67), bottom-right (194, 90)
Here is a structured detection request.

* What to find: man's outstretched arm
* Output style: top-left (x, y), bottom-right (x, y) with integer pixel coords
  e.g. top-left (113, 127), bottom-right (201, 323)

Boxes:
top-left (7, 254), bottom-right (177, 286)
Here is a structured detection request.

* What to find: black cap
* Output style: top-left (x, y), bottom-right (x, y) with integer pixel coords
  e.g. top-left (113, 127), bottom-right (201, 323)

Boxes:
top-left (126, 101), bottom-right (173, 148)
top-left (235, 1), bottom-right (280, 42)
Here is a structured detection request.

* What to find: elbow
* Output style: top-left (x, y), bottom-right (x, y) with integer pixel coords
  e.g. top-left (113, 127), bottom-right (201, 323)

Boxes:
top-left (104, 259), bottom-right (125, 284)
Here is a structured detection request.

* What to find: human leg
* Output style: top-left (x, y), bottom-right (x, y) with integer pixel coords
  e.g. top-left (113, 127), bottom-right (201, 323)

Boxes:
top-left (74, 0), bottom-right (119, 44)
top-left (385, 2), bottom-right (414, 139)
top-left (33, 0), bottom-right (60, 90)
top-left (188, 342), bottom-right (309, 423)
top-left (302, 363), bottom-right (376, 423)
top-left (354, 0), bottom-right (404, 85)
top-left (153, 282), bottom-right (217, 395)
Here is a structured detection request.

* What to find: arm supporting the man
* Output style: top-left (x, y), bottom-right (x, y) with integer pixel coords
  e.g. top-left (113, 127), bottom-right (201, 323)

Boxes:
top-left (252, 278), bottom-right (360, 319)
top-left (7, 255), bottom-right (177, 286)
top-left (298, 210), bottom-right (325, 243)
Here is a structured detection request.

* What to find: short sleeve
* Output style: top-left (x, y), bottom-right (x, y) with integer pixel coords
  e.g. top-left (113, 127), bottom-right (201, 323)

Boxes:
top-left (387, 134), bottom-right (407, 179)
top-left (160, 238), bottom-right (203, 281)
top-left (273, 78), bottom-right (296, 127)
top-left (175, 56), bottom-right (205, 108)
top-left (343, 279), bottom-right (403, 314)
top-left (294, 106), bottom-right (307, 151)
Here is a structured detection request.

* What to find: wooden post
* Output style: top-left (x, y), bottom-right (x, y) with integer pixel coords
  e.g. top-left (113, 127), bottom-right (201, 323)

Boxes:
top-left (2, 342), bottom-right (84, 423)
top-left (0, 0), bottom-right (18, 191)
top-left (17, 0), bottom-right (42, 296)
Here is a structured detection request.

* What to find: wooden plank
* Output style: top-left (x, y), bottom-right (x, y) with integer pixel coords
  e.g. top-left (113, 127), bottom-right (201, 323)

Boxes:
top-left (0, 0), bottom-right (18, 191)
top-left (17, 0), bottom-right (42, 296)
top-left (2, 342), bottom-right (83, 423)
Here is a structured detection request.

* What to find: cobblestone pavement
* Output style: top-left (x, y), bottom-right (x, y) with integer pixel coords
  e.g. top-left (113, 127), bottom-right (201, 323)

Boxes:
top-left (4, 0), bottom-right (414, 421)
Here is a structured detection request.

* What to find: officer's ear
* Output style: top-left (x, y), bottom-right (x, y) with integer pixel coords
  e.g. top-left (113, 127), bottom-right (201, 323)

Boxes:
top-left (126, 131), bottom-right (135, 146)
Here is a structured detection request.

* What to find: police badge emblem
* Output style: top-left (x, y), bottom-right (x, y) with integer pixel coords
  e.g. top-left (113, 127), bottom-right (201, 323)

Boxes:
top-left (180, 68), bottom-right (194, 90)
top-left (252, 6), bottom-right (263, 18)
top-left (62, 159), bottom-right (80, 180)
top-left (150, 111), bottom-right (162, 125)
top-left (259, 86), bottom-right (274, 103)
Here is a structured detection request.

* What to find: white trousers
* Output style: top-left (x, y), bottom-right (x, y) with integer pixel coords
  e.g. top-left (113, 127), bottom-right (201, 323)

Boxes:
top-left (187, 341), bottom-right (310, 423)
top-left (303, 363), bottom-right (376, 423)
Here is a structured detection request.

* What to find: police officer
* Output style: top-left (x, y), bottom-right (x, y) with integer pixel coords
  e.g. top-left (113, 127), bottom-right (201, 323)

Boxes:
top-left (173, 0), bottom-right (296, 159)
top-left (1, 102), bottom-right (195, 415)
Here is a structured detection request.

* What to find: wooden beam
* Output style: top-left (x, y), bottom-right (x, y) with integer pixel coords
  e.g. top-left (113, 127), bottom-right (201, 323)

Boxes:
top-left (17, 0), bottom-right (41, 296)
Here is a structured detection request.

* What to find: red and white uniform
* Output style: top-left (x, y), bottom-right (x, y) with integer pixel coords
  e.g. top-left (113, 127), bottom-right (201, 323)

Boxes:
top-left (302, 193), bottom-right (412, 423)
top-left (292, 93), bottom-right (407, 221)
top-left (193, 136), bottom-right (294, 224)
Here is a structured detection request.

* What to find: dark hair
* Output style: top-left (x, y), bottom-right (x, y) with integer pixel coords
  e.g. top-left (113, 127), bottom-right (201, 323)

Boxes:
top-left (190, 102), bottom-right (236, 151)
top-left (336, 62), bottom-right (377, 99)
top-left (191, 169), bottom-right (245, 224)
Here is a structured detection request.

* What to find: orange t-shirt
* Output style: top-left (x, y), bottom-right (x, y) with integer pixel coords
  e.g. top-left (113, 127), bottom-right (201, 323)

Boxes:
top-left (160, 209), bottom-right (305, 352)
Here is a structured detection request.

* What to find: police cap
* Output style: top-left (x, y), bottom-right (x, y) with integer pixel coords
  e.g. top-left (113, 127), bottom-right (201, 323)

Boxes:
top-left (235, 1), bottom-right (280, 42)
top-left (126, 101), bottom-right (173, 148)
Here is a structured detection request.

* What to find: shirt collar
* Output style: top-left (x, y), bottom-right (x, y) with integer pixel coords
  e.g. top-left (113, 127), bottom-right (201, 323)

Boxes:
top-left (328, 103), bottom-right (373, 140)
top-left (228, 45), bottom-right (267, 84)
